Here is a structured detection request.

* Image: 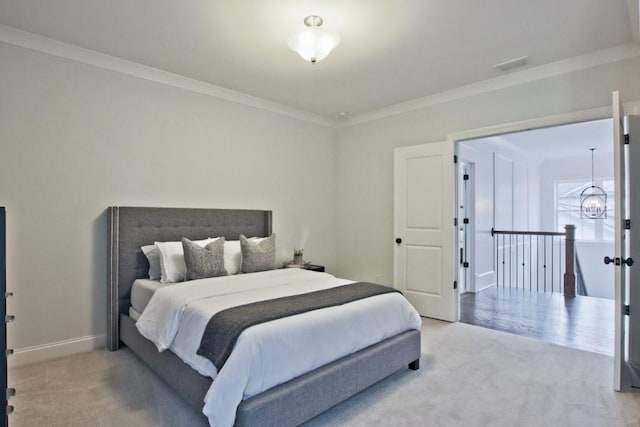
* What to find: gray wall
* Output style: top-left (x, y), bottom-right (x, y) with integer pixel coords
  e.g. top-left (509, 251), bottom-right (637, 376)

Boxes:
top-left (0, 42), bottom-right (337, 354)
top-left (2, 37), bottom-right (640, 362)
top-left (333, 56), bottom-right (640, 285)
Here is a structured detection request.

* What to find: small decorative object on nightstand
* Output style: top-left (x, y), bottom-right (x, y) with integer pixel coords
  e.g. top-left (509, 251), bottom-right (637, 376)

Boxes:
top-left (304, 264), bottom-right (325, 272)
top-left (282, 248), bottom-right (324, 272)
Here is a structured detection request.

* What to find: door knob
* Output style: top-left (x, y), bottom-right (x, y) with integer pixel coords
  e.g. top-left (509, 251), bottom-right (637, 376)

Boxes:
top-left (395, 238), bottom-right (402, 244)
top-left (604, 256), bottom-right (634, 266)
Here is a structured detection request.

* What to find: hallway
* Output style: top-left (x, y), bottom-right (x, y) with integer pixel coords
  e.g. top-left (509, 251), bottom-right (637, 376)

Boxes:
top-left (460, 287), bottom-right (614, 355)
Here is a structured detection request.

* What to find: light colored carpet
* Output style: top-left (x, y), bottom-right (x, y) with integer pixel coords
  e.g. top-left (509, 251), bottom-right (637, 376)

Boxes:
top-left (9, 319), bottom-right (640, 426)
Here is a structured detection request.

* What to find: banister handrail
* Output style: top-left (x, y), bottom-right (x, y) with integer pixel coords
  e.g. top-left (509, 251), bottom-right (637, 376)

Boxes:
top-left (491, 227), bottom-right (564, 237)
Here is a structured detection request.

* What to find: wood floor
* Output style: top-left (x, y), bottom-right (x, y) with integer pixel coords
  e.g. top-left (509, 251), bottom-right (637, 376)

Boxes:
top-left (460, 286), bottom-right (614, 355)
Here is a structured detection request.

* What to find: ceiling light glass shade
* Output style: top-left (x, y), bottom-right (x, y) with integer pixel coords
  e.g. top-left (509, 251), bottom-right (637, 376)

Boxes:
top-left (288, 27), bottom-right (341, 64)
top-left (580, 187), bottom-right (607, 219)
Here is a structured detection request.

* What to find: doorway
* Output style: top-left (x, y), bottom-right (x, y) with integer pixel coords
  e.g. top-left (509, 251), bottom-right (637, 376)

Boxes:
top-left (394, 97), bottom-right (640, 390)
top-left (455, 118), bottom-right (616, 356)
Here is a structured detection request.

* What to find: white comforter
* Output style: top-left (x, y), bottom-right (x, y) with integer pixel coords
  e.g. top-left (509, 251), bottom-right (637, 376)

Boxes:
top-left (136, 268), bottom-right (421, 427)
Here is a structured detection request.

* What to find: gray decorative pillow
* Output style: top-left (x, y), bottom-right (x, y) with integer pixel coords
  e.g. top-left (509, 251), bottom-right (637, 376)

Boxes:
top-left (240, 234), bottom-right (276, 273)
top-left (182, 237), bottom-right (227, 280)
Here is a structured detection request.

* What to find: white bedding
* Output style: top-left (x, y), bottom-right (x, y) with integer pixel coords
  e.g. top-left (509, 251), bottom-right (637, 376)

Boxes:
top-left (130, 279), bottom-right (166, 313)
top-left (136, 268), bottom-right (421, 427)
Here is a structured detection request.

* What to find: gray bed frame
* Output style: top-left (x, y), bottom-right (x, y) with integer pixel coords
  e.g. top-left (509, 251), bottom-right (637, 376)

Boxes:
top-left (107, 206), bottom-right (421, 427)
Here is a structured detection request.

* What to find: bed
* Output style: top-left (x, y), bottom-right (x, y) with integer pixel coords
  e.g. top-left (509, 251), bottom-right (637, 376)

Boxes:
top-left (107, 206), bottom-right (421, 426)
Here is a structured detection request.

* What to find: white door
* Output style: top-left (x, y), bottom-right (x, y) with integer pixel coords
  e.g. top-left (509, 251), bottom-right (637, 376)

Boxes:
top-left (628, 114), bottom-right (640, 387)
top-left (394, 141), bottom-right (456, 321)
top-left (457, 162), bottom-right (473, 293)
top-left (611, 91), bottom-right (640, 390)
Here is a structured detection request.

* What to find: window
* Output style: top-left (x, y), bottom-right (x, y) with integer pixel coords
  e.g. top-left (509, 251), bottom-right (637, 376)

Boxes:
top-left (555, 179), bottom-right (615, 241)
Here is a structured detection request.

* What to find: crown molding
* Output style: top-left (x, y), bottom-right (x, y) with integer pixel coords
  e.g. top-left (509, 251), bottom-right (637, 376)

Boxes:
top-left (2, 24), bottom-right (638, 131)
top-left (0, 24), bottom-right (335, 128)
top-left (340, 42), bottom-right (640, 128)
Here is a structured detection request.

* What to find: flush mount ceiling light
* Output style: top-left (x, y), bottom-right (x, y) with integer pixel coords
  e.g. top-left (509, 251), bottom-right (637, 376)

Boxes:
top-left (580, 148), bottom-right (607, 219)
top-left (288, 15), bottom-right (341, 64)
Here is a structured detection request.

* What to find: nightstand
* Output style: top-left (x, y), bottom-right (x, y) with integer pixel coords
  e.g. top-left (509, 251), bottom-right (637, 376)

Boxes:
top-left (304, 264), bottom-right (325, 272)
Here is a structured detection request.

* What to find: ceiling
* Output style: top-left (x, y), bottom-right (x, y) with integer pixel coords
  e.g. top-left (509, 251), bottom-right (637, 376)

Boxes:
top-left (0, 0), bottom-right (638, 121)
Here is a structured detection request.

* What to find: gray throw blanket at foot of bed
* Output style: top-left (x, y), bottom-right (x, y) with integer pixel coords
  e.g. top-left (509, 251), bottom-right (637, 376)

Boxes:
top-left (197, 282), bottom-right (400, 369)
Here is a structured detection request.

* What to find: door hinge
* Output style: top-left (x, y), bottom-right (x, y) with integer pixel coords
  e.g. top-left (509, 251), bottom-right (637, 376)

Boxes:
top-left (463, 262), bottom-right (470, 268)
top-left (625, 134), bottom-right (630, 145)
top-left (626, 305), bottom-right (631, 315)
top-left (625, 219), bottom-right (631, 230)
top-left (454, 155), bottom-right (458, 163)
top-left (463, 218), bottom-right (469, 224)
top-left (454, 218), bottom-right (458, 226)
top-left (463, 173), bottom-right (469, 181)
top-left (453, 281), bottom-right (458, 290)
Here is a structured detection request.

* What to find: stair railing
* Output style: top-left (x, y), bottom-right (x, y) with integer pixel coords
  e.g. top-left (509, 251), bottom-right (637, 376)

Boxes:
top-left (491, 224), bottom-right (576, 297)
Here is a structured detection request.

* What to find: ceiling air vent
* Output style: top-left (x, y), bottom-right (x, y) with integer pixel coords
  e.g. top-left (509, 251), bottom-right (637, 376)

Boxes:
top-left (493, 56), bottom-right (528, 72)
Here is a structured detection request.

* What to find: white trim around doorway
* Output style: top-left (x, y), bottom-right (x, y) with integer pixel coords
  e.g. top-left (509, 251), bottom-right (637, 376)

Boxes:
top-left (449, 101), bottom-right (640, 143)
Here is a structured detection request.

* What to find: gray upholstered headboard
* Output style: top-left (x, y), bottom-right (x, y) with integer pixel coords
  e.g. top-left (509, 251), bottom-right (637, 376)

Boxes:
top-left (107, 207), bottom-right (272, 351)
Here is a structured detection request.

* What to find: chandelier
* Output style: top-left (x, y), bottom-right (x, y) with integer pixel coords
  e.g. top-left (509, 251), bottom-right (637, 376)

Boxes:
top-left (580, 148), bottom-right (607, 219)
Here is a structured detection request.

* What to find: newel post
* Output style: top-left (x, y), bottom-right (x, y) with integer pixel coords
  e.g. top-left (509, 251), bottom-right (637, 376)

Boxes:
top-left (563, 224), bottom-right (576, 297)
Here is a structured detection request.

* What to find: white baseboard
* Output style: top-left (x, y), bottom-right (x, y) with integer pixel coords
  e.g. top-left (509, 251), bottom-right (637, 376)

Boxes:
top-left (476, 283), bottom-right (497, 293)
top-left (8, 334), bottom-right (106, 368)
top-left (474, 270), bottom-right (496, 292)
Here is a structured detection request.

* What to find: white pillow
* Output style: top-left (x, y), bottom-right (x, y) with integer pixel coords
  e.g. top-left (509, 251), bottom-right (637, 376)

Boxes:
top-left (141, 244), bottom-right (161, 280)
top-left (155, 238), bottom-right (216, 283)
top-left (221, 237), bottom-right (264, 275)
top-left (224, 240), bottom-right (242, 275)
